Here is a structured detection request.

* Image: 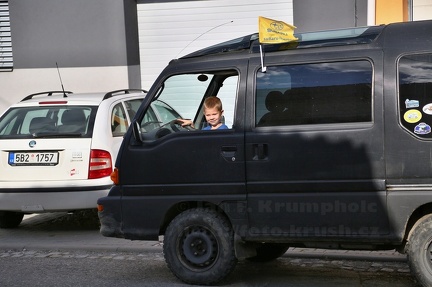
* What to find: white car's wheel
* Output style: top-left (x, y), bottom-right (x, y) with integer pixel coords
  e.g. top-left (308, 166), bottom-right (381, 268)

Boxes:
top-left (0, 211), bottom-right (24, 228)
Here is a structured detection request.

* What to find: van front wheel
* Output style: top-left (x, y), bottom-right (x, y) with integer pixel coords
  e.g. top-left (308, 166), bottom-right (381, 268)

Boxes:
top-left (163, 208), bottom-right (237, 285)
top-left (406, 214), bottom-right (432, 287)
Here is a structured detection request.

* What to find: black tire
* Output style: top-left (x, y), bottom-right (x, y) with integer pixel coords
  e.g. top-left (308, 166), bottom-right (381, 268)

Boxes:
top-left (0, 211), bottom-right (24, 228)
top-left (247, 243), bottom-right (289, 262)
top-left (406, 214), bottom-right (432, 287)
top-left (163, 208), bottom-right (237, 285)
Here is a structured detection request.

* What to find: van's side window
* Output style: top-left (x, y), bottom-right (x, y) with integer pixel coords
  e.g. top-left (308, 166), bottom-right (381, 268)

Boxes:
top-left (139, 71), bottom-right (238, 141)
top-left (399, 53), bottom-right (432, 138)
top-left (255, 61), bottom-right (373, 127)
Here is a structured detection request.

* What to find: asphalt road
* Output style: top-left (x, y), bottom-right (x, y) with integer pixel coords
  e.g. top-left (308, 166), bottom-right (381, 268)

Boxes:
top-left (0, 211), bottom-right (419, 286)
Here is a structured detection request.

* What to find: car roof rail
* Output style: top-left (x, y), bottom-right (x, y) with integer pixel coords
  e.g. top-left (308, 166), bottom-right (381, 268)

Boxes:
top-left (103, 89), bottom-right (148, 100)
top-left (21, 91), bottom-right (73, 102)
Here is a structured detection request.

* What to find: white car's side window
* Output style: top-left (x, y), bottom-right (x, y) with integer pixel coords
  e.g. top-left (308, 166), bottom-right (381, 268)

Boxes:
top-left (111, 103), bottom-right (128, 137)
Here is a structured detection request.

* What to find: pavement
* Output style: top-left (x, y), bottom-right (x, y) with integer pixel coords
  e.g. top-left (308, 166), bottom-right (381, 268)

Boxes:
top-left (0, 212), bottom-right (416, 286)
top-left (0, 211), bottom-right (161, 253)
top-left (0, 211), bottom-right (408, 262)
top-left (0, 211), bottom-right (415, 280)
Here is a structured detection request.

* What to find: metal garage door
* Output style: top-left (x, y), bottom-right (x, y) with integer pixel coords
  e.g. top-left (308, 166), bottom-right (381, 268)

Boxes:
top-left (137, 0), bottom-right (293, 89)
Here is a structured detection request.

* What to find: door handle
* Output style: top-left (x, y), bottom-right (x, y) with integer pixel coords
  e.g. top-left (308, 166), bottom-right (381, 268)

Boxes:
top-left (252, 143), bottom-right (268, 160)
top-left (221, 146), bottom-right (237, 162)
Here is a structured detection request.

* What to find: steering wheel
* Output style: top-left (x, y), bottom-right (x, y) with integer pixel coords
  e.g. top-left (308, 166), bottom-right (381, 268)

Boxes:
top-left (170, 119), bottom-right (194, 132)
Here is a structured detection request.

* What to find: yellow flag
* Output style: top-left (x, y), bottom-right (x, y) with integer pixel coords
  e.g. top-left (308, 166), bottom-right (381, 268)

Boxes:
top-left (259, 16), bottom-right (297, 44)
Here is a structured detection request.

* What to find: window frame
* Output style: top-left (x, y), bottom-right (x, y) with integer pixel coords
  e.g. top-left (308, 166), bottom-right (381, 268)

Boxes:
top-left (255, 59), bottom-right (374, 128)
top-left (398, 52), bottom-right (432, 140)
top-left (137, 70), bottom-right (239, 142)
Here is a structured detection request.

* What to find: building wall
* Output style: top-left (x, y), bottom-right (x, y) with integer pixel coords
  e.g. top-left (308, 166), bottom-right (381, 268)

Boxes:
top-left (10, 0), bottom-right (129, 68)
top-left (0, 0), bottom-right (140, 113)
top-left (374, 0), bottom-right (432, 24)
top-left (293, 0), bottom-right (368, 33)
top-left (375, 0), bottom-right (408, 24)
top-left (123, 0), bottom-right (142, 89)
top-left (413, 0), bottom-right (432, 20)
top-left (137, 0), bottom-right (294, 90)
top-left (3, 0), bottom-right (432, 114)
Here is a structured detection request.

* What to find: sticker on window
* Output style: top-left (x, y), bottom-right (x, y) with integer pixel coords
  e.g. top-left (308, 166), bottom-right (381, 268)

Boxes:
top-left (414, 122), bottom-right (431, 135)
top-left (422, 104), bottom-right (432, 115)
top-left (404, 110), bottom-right (422, 123)
top-left (405, 99), bottom-right (419, 108)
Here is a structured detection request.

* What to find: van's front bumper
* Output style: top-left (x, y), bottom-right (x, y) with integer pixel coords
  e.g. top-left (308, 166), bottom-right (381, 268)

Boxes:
top-left (97, 194), bottom-right (124, 238)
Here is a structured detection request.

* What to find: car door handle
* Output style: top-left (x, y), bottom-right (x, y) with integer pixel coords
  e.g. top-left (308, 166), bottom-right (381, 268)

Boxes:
top-left (252, 143), bottom-right (268, 160)
top-left (221, 146), bottom-right (237, 162)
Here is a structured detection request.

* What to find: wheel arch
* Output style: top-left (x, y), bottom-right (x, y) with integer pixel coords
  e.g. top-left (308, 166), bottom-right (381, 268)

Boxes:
top-left (159, 201), bottom-right (232, 235)
top-left (403, 203), bottom-right (432, 243)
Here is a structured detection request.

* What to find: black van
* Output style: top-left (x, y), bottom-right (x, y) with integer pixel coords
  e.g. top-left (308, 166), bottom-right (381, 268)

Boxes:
top-left (98, 20), bottom-right (432, 286)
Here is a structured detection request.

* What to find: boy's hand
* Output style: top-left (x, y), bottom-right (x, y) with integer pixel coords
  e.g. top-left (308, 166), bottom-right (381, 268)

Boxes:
top-left (176, 119), bottom-right (194, 128)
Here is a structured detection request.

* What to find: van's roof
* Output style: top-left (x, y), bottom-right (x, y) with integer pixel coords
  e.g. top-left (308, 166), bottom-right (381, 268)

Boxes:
top-left (181, 20), bottom-right (430, 59)
top-left (182, 26), bottom-right (383, 59)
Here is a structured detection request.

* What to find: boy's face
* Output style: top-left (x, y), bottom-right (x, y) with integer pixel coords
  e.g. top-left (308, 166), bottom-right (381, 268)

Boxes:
top-left (204, 107), bottom-right (223, 127)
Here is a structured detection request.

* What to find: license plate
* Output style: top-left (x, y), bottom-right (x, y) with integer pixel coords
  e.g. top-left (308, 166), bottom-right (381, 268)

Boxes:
top-left (8, 151), bottom-right (59, 166)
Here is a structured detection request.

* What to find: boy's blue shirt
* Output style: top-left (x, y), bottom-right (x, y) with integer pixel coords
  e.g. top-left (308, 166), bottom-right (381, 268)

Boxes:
top-left (203, 124), bottom-right (229, 130)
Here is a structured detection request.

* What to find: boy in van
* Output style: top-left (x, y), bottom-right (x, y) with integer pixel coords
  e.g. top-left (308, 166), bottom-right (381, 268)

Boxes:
top-left (178, 96), bottom-right (228, 130)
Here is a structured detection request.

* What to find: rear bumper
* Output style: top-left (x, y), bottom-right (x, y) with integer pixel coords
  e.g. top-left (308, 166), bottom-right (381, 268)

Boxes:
top-left (0, 185), bottom-right (112, 212)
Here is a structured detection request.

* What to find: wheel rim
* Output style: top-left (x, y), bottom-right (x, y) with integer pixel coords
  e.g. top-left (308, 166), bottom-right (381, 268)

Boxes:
top-left (427, 240), bottom-right (432, 270)
top-left (178, 225), bottom-right (218, 271)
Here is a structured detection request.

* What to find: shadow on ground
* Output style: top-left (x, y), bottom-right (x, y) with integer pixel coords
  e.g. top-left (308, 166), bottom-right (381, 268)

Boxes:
top-left (20, 210), bottom-right (100, 231)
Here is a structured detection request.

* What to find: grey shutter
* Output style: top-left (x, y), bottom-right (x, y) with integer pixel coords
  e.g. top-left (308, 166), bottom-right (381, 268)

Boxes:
top-left (0, 1), bottom-right (12, 71)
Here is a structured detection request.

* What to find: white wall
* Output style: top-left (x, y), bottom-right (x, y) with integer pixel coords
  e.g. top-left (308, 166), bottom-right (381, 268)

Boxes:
top-left (413, 0), bottom-right (432, 20)
top-left (0, 66), bottom-right (129, 114)
top-left (137, 0), bottom-right (293, 90)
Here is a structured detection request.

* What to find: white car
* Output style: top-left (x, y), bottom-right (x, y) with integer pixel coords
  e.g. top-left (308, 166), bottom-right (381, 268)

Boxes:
top-left (0, 89), bottom-right (146, 228)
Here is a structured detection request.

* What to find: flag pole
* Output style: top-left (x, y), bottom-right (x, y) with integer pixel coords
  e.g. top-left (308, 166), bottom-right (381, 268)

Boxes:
top-left (260, 44), bottom-right (266, 73)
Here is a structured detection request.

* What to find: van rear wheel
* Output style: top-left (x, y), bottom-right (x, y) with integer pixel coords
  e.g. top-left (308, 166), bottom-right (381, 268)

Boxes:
top-left (406, 214), bottom-right (432, 287)
top-left (163, 208), bottom-right (237, 285)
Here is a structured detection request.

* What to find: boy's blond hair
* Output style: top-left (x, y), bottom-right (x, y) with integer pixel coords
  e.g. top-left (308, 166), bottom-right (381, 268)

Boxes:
top-left (203, 96), bottom-right (223, 112)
